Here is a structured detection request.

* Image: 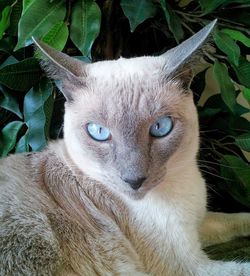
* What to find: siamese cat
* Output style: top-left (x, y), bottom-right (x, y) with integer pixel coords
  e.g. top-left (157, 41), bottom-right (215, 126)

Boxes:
top-left (0, 20), bottom-right (250, 275)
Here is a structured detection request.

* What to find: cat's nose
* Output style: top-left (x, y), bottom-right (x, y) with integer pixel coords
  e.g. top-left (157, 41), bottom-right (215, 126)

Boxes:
top-left (123, 177), bottom-right (147, 190)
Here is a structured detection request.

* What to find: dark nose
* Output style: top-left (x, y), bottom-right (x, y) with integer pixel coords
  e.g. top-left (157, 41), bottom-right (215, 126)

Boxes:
top-left (123, 177), bottom-right (147, 190)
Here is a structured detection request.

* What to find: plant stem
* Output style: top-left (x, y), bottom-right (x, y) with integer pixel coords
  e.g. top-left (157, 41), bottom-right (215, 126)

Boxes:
top-left (181, 21), bottom-right (195, 34)
top-left (11, 0), bottom-right (18, 7)
top-left (65, 0), bottom-right (73, 26)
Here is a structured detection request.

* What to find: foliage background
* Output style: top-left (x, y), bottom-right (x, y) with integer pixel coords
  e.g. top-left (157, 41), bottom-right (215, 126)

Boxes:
top-left (0, 0), bottom-right (250, 212)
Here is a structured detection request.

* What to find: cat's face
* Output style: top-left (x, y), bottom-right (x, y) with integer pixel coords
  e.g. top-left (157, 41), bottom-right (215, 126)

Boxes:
top-left (33, 20), bottom-right (216, 198)
top-left (63, 57), bottom-right (199, 198)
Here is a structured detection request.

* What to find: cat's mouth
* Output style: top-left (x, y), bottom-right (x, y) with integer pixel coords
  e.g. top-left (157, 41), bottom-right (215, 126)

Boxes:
top-left (126, 183), bottom-right (161, 200)
top-left (102, 169), bottom-right (166, 199)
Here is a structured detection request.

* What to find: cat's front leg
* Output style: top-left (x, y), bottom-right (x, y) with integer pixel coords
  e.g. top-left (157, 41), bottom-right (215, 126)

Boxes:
top-left (199, 211), bottom-right (250, 247)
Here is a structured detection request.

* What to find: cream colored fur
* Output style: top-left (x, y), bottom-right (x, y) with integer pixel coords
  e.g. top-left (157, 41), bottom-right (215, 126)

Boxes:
top-left (1, 27), bottom-right (250, 275)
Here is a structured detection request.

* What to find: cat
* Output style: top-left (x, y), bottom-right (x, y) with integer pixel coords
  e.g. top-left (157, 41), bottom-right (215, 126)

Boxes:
top-left (0, 19), bottom-right (250, 275)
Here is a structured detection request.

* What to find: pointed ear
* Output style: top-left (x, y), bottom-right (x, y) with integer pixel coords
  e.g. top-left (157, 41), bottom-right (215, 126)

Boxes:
top-left (161, 19), bottom-right (217, 87)
top-left (32, 37), bottom-right (86, 102)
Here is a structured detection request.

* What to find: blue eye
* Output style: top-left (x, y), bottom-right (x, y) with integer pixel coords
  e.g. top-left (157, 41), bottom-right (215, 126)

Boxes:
top-left (87, 123), bottom-right (111, 141)
top-left (150, 116), bottom-right (173, 137)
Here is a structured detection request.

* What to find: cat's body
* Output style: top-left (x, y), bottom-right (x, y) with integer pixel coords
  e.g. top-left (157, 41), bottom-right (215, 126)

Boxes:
top-left (0, 21), bottom-right (250, 275)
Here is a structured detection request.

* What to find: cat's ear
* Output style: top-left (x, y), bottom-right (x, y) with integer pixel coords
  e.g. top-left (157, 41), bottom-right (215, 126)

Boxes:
top-left (161, 19), bottom-right (217, 88)
top-left (32, 37), bottom-right (86, 102)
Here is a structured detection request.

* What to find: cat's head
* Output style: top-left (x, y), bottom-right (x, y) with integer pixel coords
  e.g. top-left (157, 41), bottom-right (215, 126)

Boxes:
top-left (34, 20), bottom-right (216, 199)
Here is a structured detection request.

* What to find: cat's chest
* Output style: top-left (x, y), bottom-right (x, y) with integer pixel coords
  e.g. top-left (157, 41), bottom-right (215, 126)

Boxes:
top-left (129, 188), bottom-right (198, 236)
top-left (127, 192), bottom-right (200, 274)
top-left (130, 194), bottom-right (186, 243)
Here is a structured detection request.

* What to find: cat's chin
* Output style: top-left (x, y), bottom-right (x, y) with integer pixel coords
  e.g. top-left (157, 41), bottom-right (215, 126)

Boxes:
top-left (95, 174), bottom-right (162, 200)
top-left (101, 180), bottom-right (148, 200)
top-left (125, 189), bottom-right (147, 200)
top-left (119, 185), bottom-right (155, 200)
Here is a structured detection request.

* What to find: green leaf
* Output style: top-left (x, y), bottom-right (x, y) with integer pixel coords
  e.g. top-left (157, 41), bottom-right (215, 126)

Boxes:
top-left (199, 0), bottom-right (250, 14)
top-left (42, 21), bottom-right (68, 51)
top-left (229, 116), bottom-right (250, 134)
top-left (121, 0), bottom-right (156, 32)
top-left (15, 132), bottom-right (29, 153)
top-left (0, 85), bottom-right (22, 118)
top-left (0, 36), bottom-right (16, 53)
top-left (0, 120), bottom-right (23, 156)
top-left (15, 0), bottom-right (66, 50)
top-left (213, 30), bottom-right (240, 66)
top-left (198, 107), bottom-right (221, 118)
top-left (8, 0), bottom-right (22, 36)
top-left (70, 0), bottom-right (101, 56)
top-left (199, 0), bottom-right (226, 13)
top-left (0, 5), bottom-right (12, 39)
top-left (202, 0), bottom-right (233, 14)
top-left (234, 103), bottom-right (250, 116)
top-left (23, 78), bottom-right (53, 151)
top-left (213, 60), bottom-right (237, 113)
top-left (221, 29), bottom-right (250, 48)
top-left (0, 57), bottom-right (41, 91)
top-left (201, 93), bottom-right (248, 117)
top-left (235, 133), bottom-right (250, 152)
top-left (0, 55), bottom-right (18, 69)
top-left (242, 87), bottom-right (250, 103)
top-left (0, 1), bottom-right (13, 12)
top-left (233, 57), bottom-right (250, 88)
top-left (220, 155), bottom-right (250, 208)
top-left (22, 0), bottom-right (34, 13)
top-left (159, 0), bottom-right (184, 43)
